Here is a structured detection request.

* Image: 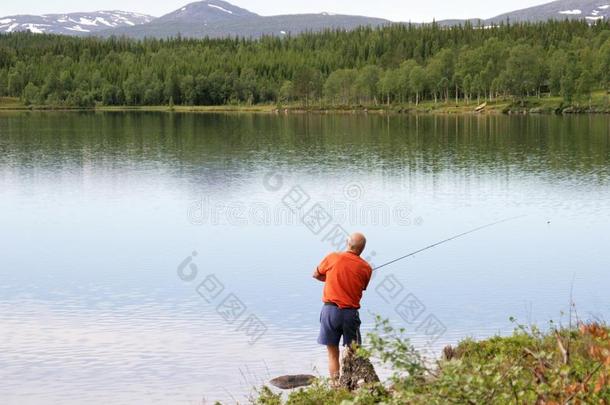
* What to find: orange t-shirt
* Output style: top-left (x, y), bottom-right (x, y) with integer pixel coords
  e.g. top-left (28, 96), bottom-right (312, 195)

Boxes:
top-left (317, 251), bottom-right (373, 309)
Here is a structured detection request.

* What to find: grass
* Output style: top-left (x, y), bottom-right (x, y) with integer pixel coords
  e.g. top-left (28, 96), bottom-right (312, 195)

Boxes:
top-left (96, 104), bottom-right (279, 113)
top-left (0, 99), bottom-right (278, 113)
top-left (308, 90), bottom-right (610, 114)
top-left (0, 97), bottom-right (25, 110)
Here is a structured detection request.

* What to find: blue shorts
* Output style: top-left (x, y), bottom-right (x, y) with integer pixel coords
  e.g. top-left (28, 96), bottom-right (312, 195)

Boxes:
top-left (317, 303), bottom-right (362, 347)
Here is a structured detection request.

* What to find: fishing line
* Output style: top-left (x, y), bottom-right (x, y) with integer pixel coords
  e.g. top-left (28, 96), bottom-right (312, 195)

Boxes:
top-left (372, 215), bottom-right (526, 271)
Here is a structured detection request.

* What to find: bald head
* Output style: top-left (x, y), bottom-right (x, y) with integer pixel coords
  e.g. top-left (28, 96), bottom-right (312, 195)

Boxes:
top-left (347, 232), bottom-right (367, 256)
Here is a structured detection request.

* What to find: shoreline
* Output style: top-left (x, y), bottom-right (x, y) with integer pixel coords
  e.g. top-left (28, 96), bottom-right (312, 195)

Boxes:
top-left (1, 97), bottom-right (609, 115)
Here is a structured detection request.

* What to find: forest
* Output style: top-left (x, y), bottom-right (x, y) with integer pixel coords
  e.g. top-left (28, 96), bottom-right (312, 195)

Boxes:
top-left (0, 19), bottom-right (609, 108)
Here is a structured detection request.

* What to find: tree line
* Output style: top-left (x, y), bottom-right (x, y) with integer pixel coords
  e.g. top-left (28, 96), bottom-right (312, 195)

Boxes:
top-left (0, 19), bottom-right (609, 108)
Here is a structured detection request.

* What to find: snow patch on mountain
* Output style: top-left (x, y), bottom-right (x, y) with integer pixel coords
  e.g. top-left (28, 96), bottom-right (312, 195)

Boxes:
top-left (65, 25), bottom-right (90, 32)
top-left (95, 17), bottom-right (114, 27)
top-left (78, 17), bottom-right (98, 26)
top-left (208, 4), bottom-right (233, 14)
top-left (559, 9), bottom-right (582, 14)
top-left (23, 23), bottom-right (44, 33)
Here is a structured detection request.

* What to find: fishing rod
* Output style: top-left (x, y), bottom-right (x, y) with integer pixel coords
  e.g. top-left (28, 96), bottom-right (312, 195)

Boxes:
top-left (372, 215), bottom-right (526, 271)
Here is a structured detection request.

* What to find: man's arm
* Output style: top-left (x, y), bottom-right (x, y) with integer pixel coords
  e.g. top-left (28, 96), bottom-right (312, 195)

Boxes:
top-left (313, 267), bottom-right (326, 282)
top-left (362, 267), bottom-right (373, 290)
top-left (314, 253), bottom-right (334, 282)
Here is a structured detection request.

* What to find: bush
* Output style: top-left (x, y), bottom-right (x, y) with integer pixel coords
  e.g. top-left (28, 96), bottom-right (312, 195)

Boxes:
top-left (22, 82), bottom-right (40, 105)
top-left (252, 317), bottom-right (610, 405)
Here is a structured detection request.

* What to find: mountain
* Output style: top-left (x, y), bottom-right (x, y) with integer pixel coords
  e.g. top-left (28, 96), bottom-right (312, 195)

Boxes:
top-left (435, 0), bottom-right (610, 26)
top-left (101, 0), bottom-right (390, 39)
top-left (484, 0), bottom-right (609, 24)
top-left (1, 0), bottom-right (608, 39)
top-left (157, 0), bottom-right (257, 23)
top-left (105, 0), bottom-right (610, 39)
top-left (0, 10), bottom-right (154, 35)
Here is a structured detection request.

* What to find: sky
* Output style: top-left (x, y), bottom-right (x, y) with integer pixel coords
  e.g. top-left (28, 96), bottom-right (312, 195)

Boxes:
top-left (0, 0), bottom-right (555, 22)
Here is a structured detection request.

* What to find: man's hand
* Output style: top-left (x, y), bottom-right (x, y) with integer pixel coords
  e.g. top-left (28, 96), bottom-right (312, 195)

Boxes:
top-left (313, 268), bottom-right (326, 282)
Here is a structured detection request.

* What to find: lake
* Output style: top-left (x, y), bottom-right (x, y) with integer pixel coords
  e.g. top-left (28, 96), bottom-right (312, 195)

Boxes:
top-left (1, 111), bottom-right (609, 404)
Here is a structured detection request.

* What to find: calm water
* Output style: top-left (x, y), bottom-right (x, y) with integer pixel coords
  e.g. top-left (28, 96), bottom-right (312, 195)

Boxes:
top-left (1, 112), bottom-right (609, 404)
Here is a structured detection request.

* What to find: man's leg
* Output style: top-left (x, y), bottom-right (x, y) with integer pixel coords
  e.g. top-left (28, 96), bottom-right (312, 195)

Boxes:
top-left (318, 304), bottom-right (342, 381)
top-left (342, 309), bottom-right (362, 348)
top-left (326, 345), bottom-right (340, 381)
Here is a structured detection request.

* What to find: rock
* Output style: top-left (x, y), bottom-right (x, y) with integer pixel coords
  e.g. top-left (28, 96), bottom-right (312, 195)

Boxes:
top-left (269, 348), bottom-right (379, 391)
top-left (443, 345), bottom-right (457, 361)
top-left (475, 102), bottom-right (487, 112)
top-left (561, 106), bottom-right (584, 114)
top-left (339, 347), bottom-right (380, 390)
top-left (269, 374), bottom-right (316, 389)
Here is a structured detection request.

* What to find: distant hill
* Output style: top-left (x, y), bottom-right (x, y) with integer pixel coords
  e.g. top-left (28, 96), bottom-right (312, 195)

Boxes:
top-left (0, 11), bottom-right (154, 35)
top-left (101, 0), bottom-right (391, 39)
top-left (485, 0), bottom-right (609, 24)
top-left (1, 0), bottom-right (608, 39)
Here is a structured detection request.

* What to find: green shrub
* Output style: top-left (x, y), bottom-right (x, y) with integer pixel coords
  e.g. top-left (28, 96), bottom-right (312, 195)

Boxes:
top-left (252, 317), bottom-right (610, 405)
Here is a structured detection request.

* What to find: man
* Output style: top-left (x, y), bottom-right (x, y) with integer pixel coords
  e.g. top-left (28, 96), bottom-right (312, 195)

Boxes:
top-left (312, 232), bottom-right (373, 383)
